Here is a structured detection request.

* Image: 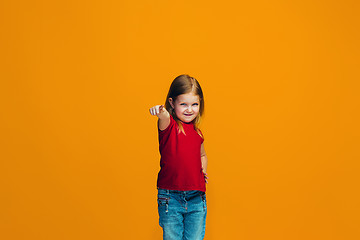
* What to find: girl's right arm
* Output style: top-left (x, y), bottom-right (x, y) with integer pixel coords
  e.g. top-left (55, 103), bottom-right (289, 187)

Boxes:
top-left (149, 105), bottom-right (170, 130)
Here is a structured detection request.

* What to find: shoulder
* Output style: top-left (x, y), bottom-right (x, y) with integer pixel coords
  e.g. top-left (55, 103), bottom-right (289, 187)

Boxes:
top-left (197, 128), bottom-right (204, 143)
top-left (200, 130), bottom-right (204, 143)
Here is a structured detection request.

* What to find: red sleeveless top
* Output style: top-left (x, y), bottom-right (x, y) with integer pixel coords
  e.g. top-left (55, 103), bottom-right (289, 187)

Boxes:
top-left (157, 115), bottom-right (206, 192)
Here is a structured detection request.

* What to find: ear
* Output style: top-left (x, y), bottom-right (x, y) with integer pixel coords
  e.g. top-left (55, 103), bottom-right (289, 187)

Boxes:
top-left (169, 98), bottom-right (175, 108)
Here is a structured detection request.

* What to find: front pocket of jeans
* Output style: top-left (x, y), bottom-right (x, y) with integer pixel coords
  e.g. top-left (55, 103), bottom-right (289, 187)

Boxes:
top-left (157, 197), bottom-right (169, 206)
top-left (157, 197), bottom-right (170, 213)
top-left (200, 193), bottom-right (207, 209)
top-left (200, 193), bottom-right (206, 202)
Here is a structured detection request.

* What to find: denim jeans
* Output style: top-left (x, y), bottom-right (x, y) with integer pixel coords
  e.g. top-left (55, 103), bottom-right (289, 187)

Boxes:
top-left (157, 188), bottom-right (207, 240)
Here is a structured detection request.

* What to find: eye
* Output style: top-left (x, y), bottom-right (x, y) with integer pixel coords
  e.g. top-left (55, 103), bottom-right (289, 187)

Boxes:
top-left (180, 103), bottom-right (187, 106)
top-left (192, 103), bottom-right (199, 106)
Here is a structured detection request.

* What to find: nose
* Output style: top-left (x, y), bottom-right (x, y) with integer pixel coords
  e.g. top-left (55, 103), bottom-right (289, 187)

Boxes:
top-left (186, 106), bottom-right (193, 112)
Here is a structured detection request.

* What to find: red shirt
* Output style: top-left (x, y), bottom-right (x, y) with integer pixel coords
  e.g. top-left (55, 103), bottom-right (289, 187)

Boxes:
top-left (157, 115), bottom-right (206, 192)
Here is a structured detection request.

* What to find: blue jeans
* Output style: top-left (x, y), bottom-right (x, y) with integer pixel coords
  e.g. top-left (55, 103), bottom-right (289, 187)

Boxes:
top-left (157, 188), bottom-right (207, 240)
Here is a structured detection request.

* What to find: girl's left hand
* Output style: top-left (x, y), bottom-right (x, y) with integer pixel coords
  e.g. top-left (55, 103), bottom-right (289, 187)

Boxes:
top-left (202, 170), bottom-right (208, 184)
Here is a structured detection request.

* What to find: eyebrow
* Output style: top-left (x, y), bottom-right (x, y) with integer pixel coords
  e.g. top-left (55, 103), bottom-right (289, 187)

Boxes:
top-left (180, 102), bottom-right (199, 104)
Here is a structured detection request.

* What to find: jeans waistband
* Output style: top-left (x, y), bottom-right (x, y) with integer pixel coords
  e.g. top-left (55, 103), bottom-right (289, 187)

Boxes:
top-left (157, 188), bottom-right (204, 195)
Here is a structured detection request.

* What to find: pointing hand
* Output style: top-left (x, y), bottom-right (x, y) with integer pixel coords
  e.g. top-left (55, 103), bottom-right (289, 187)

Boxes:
top-left (149, 105), bottom-right (167, 117)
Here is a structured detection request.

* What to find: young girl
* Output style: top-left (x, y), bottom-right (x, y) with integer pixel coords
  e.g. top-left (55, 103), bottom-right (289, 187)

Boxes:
top-left (149, 74), bottom-right (208, 240)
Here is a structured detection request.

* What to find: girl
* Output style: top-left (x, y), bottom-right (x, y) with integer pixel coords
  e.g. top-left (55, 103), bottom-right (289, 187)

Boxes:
top-left (149, 74), bottom-right (208, 240)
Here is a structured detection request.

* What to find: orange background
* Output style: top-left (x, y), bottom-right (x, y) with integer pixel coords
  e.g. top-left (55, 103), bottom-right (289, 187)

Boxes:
top-left (1, 0), bottom-right (359, 239)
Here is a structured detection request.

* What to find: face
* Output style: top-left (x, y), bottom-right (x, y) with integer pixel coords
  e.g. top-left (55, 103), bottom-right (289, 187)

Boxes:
top-left (169, 92), bottom-right (200, 123)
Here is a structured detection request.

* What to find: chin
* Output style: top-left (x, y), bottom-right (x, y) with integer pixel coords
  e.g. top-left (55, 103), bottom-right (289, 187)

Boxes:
top-left (182, 117), bottom-right (195, 123)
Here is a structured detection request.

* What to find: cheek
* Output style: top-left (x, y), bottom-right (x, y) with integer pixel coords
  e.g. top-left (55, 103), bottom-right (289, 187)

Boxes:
top-left (176, 106), bottom-right (186, 111)
top-left (175, 107), bottom-right (184, 114)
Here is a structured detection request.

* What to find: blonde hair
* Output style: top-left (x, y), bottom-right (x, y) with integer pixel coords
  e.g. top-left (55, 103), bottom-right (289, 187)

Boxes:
top-left (165, 74), bottom-right (204, 138)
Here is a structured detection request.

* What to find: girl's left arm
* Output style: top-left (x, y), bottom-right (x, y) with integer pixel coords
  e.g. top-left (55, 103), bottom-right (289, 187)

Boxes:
top-left (201, 143), bottom-right (208, 183)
